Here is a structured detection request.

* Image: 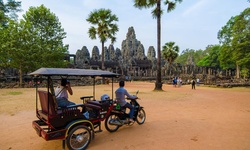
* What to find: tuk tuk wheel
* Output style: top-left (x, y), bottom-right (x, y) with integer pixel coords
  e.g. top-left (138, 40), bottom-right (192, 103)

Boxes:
top-left (67, 125), bottom-right (91, 150)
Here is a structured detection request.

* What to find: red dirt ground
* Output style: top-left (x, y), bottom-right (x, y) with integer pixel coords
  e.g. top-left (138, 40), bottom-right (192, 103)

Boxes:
top-left (0, 82), bottom-right (250, 150)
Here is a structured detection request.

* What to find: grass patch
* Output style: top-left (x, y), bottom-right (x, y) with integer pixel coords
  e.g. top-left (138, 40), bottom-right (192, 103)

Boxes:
top-left (7, 91), bottom-right (22, 95)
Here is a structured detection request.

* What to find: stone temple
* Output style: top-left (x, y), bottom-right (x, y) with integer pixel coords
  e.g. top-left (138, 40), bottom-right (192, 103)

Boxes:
top-left (0, 26), bottom-right (239, 86)
top-left (70, 26), bottom-right (237, 83)
top-left (74, 26), bottom-right (155, 77)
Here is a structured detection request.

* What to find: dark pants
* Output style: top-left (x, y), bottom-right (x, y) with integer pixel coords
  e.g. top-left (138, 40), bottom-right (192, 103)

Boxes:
top-left (192, 84), bottom-right (195, 89)
top-left (124, 102), bottom-right (134, 119)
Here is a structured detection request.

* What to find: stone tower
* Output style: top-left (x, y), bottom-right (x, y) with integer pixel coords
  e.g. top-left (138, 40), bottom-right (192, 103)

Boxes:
top-left (91, 46), bottom-right (100, 61)
top-left (108, 44), bottom-right (116, 61)
top-left (76, 46), bottom-right (90, 68)
top-left (147, 46), bottom-right (157, 72)
top-left (121, 27), bottom-right (141, 59)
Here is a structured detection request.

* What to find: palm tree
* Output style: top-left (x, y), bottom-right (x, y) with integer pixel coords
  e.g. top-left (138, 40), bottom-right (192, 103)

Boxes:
top-left (86, 9), bottom-right (119, 70)
top-left (162, 41), bottom-right (179, 76)
top-left (133, 0), bottom-right (182, 90)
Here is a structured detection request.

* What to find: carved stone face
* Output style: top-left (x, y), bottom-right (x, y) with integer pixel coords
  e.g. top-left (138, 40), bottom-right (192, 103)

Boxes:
top-left (92, 46), bottom-right (100, 61)
top-left (148, 46), bottom-right (156, 58)
top-left (75, 27), bottom-right (157, 71)
top-left (76, 46), bottom-right (90, 68)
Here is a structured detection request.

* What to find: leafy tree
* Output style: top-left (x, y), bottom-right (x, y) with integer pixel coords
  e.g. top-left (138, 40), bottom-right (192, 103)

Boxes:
top-left (175, 48), bottom-right (206, 66)
top-left (218, 8), bottom-right (250, 78)
top-left (0, 23), bottom-right (11, 68)
top-left (0, 0), bottom-right (21, 26)
top-left (133, 0), bottom-right (182, 90)
top-left (194, 49), bottom-right (206, 64)
top-left (0, 0), bottom-right (21, 68)
top-left (22, 5), bottom-right (68, 68)
top-left (197, 45), bottom-right (220, 67)
top-left (86, 9), bottom-right (119, 70)
top-left (5, 20), bottom-right (35, 82)
top-left (232, 8), bottom-right (250, 76)
top-left (218, 17), bottom-right (236, 71)
top-left (162, 41), bottom-right (179, 75)
top-left (241, 67), bottom-right (249, 79)
top-left (175, 49), bottom-right (193, 65)
top-left (6, 5), bottom-right (68, 86)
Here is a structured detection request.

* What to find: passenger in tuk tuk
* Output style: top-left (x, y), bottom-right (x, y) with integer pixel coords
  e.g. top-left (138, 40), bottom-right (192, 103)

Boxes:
top-left (55, 79), bottom-right (76, 107)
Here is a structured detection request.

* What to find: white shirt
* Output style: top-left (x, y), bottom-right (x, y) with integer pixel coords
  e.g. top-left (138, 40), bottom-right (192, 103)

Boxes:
top-left (55, 86), bottom-right (68, 99)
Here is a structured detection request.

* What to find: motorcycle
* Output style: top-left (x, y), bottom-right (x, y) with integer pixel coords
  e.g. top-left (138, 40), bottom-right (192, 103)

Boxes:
top-left (104, 91), bottom-right (146, 132)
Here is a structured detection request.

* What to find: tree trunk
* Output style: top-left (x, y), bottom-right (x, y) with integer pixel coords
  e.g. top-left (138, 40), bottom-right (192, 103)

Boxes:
top-left (236, 63), bottom-right (240, 78)
top-left (154, 0), bottom-right (163, 91)
top-left (169, 63), bottom-right (172, 76)
top-left (19, 65), bottom-right (23, 87)
top-left (101, 41), bottom-right (105, 84)
top-left (101, 41), bottom-right (105, 70)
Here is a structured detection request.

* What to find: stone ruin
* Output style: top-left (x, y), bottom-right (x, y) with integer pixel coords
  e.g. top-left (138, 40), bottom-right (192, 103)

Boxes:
top-left (75, 26), bottom-right (155, 77)
top-left (72, 26), bottom-right (247, 87)
top-left (1, 26), bottom-right (248, 88)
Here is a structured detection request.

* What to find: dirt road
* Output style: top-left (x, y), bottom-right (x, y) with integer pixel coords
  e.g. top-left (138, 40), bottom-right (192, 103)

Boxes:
top-left (0, 82), bottom-right (250, 150)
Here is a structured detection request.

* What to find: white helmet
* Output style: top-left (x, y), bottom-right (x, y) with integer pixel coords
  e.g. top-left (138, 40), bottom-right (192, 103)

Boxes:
top-left (101, 94), bottom-right (110, 100)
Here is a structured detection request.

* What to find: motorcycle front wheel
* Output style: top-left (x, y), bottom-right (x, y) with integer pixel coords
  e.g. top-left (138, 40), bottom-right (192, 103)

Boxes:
top-left (136, 108), bottom-right (146, 125)
top-left (104, 114), bottom-right (120, 132)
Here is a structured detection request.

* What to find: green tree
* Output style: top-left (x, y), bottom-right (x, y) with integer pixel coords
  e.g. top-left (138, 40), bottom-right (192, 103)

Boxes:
top-left (194, 49), bottom-right (206, 64)
top-left (0, 0), bottom-right (21, 68)
top-left (6, 20), bottom-right (35, 83)
top-left (86, 9), bottom-right (119, 70)
top-left (162, 41), bottom-right (179, 75)
top-left (0, 23), bottom-right (11, 68)
top-left (218, 8), bottom-right (250, 78)
top-left (175, 49), bottom-right (192, 65)
top-left (22, 5), bottom-right (68, 68)
top-left (6, 5), bottom-right (68, 86)
top-left (0, 0), bottom-right (21, 26)
top-left (197, 45), bottom-right (220, 67)
top-left (218, 17), bottom-right (236, 71)
top-left (241, 67), bottom-right (249, 79)
top-left (175, 48), bottom-right (206, 66)
top-left (133, 0), bottom-right (182, 90)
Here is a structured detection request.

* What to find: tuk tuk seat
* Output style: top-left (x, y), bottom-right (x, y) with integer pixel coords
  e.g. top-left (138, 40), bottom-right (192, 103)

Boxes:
top-left (37, 90), bottom-right (84, 128)
top-left (37, 90), bottom-right (57, 116)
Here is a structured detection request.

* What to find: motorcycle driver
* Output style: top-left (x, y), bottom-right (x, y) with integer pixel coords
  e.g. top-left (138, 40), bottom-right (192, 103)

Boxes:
top-left (115, 80), bottom-right (137, 122)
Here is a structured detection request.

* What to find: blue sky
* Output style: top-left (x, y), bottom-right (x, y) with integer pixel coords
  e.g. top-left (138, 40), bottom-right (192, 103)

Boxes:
top-left (18, 0), bottom-right (249, 55)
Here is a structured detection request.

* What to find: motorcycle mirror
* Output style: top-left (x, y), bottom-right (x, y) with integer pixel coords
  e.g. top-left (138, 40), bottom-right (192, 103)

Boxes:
top-left (136, 90), bottom-right (139, 95)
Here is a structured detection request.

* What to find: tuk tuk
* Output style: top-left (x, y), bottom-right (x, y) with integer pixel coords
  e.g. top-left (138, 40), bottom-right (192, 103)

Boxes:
top-left (30, 68), bottom-right (120, 150)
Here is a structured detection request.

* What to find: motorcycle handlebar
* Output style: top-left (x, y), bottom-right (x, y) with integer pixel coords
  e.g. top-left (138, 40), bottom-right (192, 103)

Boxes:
top-left (126, 97), bottom-right (139, 100)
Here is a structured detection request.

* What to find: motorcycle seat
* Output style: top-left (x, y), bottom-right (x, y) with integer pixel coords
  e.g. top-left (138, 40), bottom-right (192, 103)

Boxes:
top-left (84, 103), bottom-right (101, 110)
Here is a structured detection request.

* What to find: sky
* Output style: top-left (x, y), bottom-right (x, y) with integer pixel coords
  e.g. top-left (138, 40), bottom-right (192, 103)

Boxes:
top-left (17, 0), bottom-right (249, 55)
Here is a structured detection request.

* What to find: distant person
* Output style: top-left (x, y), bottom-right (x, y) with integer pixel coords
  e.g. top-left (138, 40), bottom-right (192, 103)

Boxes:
top-left (172, 78), bottom-right (175, 87)
top-left (173, 77), bottom-right (177, 87)
top-left (191, 78), bottom-right (196, 90)
top-left (179, 77), bottom-right (182, 87)
top-left (115, 80), bottom-right (136, 122)
top-left (55, 79), bottom-right (75, 107)
top-left (125, 76), bottom-right (129, 81)
top-left (197, 78), bottom-right (200, 86)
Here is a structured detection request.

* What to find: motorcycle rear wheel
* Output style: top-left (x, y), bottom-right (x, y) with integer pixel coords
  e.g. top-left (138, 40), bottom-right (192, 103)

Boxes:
top-left (136, 108), bottom-right (146, 125)
top-left (104, 114), bottom-right (120, 132)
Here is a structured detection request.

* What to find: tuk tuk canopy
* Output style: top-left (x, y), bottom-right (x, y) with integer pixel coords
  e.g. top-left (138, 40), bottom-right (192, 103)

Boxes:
top-left (29, 68), bottom-right (120, 77)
